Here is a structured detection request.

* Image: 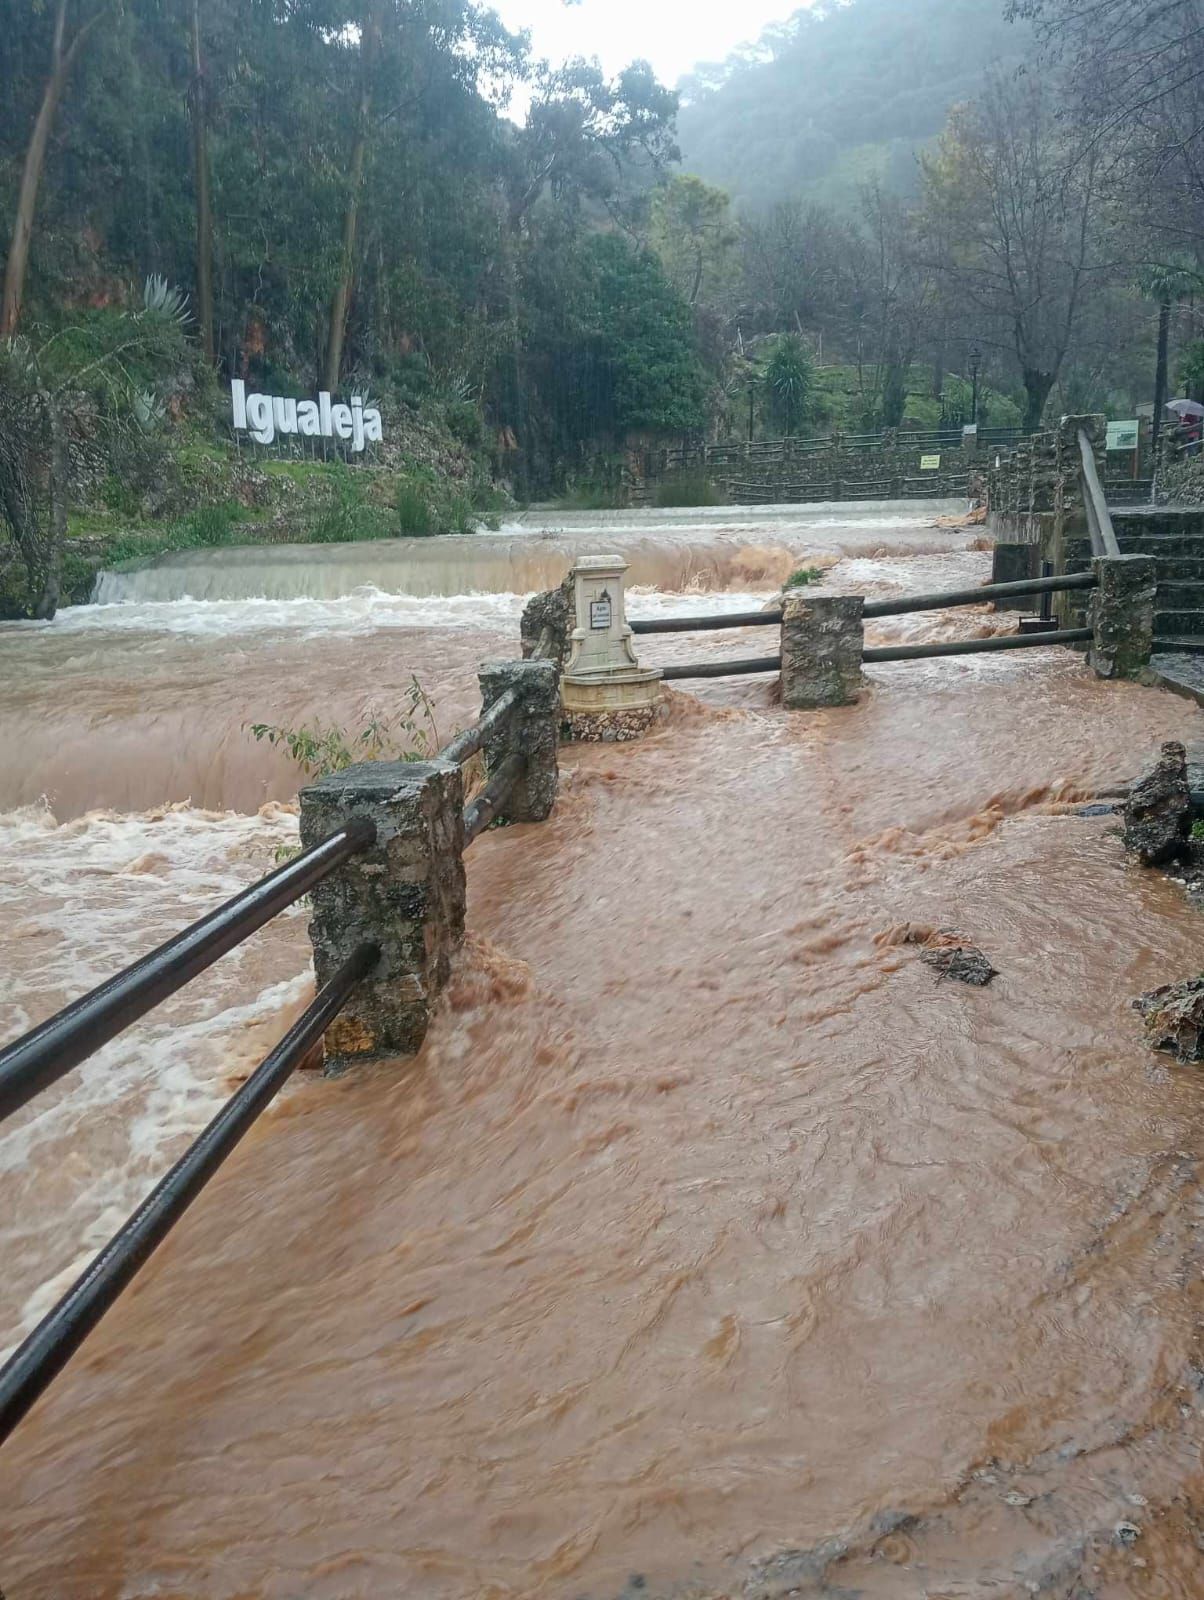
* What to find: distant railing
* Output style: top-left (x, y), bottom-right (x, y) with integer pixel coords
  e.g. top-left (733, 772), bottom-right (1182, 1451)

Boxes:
top-left (652, 425), bottom-right (1023, 472)
top-left (633, 570), bottom-right (1099, 680)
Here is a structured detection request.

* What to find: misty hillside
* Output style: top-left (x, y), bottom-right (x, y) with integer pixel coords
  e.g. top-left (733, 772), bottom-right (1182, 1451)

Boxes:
top-left (676, 0), bottom-right (1032, 209)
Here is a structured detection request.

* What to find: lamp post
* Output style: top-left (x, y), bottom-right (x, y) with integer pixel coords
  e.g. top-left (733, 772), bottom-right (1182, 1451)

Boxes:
top-left (747, 378), bottom-right (756, 444)
top-left (969, 344), bottom-right (982, 425)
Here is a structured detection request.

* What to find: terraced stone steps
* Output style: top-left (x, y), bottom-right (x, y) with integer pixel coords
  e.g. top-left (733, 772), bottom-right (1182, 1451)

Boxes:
top-left (1113, 508), bottom-right (1204, 652)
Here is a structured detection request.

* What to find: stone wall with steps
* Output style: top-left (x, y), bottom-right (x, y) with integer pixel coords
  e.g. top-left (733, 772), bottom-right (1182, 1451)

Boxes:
top-left (987, 420), bottom-right (1204, 654)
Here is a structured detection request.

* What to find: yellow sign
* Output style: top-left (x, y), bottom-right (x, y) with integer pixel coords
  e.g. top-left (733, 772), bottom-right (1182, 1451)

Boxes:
top-left (920, 454), bottom-right (941, 470)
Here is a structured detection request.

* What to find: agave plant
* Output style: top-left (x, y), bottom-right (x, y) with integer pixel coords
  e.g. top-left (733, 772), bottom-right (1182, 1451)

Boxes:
top-left (132, 387), bottom-right (167, 430)
top-left (142, 275), bottom-right (191, 326)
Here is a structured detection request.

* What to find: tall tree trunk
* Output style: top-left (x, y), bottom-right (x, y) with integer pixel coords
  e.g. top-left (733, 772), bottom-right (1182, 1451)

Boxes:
top-left (33, 392), bottom-right (69, 620)
top-left (1021, 367), bottom-right (1055, 435)
top-left (1152, 298), bottom-right (1171, 455)
top-left (322, 3), bottom-right (380, 393)
top-left (1, 2), bottom-right (104, 340)
top-left (189, 0), bottom-right (215, 364)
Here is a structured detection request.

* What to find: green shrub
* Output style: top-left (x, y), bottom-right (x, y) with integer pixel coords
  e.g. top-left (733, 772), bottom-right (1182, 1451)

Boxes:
top-left (248, 677), bottom-right (442, 778)
top-left (444, 399), bottom-right (484, 450)
top-left (188, 502), bottom-right (242, 546)
top-left (784, 566), bottom-right (825, 588)
top-left (310, 464), bottom-right (391, 542)
top-left (102, 500), bottom-right (247, 566)
top-left (394, 469), bottom-right (479, 536)
top-left (396, 480), bottom-right (435, 535)
top-left (559, 476), bottom-right (626, 511)
top-left (654, 472), bottom-right (724, 508)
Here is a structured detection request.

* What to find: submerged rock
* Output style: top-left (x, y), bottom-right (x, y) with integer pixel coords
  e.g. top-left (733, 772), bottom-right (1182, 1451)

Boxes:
top-left (920, 943), bottom-right (999, 986)
top-left (1135, 976), bottom-right (1204, 1062)
top-left (1122, 741), bottom-right (1191, 866)
top-left (905, 926), bottom-right (999, 986)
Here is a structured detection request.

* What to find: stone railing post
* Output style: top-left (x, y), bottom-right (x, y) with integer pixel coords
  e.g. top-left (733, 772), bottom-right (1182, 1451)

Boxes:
top-left (1056, 413), bottom-right (1106, 514)
top-left (299, 761), bottom-right (466, 1071)
top-left (478, 658), bottom-right (559, 821)
top-left (780, 594), bottom-right (864, 709)
top-left (1089, 554), bottom-right (1157, 679)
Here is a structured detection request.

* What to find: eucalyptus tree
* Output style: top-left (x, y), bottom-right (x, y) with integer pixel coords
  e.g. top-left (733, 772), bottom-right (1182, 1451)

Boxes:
top-left (1, 0), bottom-right (112, 338)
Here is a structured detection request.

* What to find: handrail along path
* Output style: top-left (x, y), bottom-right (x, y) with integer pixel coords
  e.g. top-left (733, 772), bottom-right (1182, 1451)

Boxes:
top-left (0, 674), bottom-right (541, 1448)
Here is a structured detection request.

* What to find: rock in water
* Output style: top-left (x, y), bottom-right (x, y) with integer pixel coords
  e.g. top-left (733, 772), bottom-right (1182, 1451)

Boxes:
top-left (1135, 977), bottom-right (1204, 1062)
top-left (920, 944), bottom-right (998, 986)
top-left (1123, 741), bottom-right (1191, 866)
top-left (905, 926), bottom-right (999, 986)
top-left (520, 576), bottom-right (574, 668)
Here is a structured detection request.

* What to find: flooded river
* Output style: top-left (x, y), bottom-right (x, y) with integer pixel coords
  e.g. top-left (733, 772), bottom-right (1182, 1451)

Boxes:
top-left (2, 502), bottom-right (1204, 1598)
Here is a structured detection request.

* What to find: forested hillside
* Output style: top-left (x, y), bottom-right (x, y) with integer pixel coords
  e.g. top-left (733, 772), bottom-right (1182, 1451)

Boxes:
top-left (0, 0), bottom-right (701, 499)
top-left (4, 0), bottom-right (1204, 620)
top-left (677, 0), bottom-right (1031, 208)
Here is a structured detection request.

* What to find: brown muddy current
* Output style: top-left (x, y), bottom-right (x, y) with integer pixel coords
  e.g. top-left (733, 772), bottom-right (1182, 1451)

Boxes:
top-left (2, 504), bottom-right (1204, 1599)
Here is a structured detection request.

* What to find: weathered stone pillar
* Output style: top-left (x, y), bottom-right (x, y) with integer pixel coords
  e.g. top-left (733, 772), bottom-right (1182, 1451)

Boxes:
top-left (991, 541), bottom-right (1040, 610)
top-left (519, 575), bottom-right (573, 666)
top-left (780, 594), bottom-right (864, 709)
top-left (1056, 413), bottom-right (1105, 520)
top-left (1089, 554), bottom-right (1157, 679)
top-left (299, 761), bottom-right (466, 1070)
top-left (560, 554), bottom-right (662, 741)
top-left (478, 658), bottom-right (559, 822)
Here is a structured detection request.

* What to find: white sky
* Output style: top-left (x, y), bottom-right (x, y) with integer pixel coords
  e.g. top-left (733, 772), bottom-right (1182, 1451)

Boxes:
top-left (492, 0), bottom-right (807, 93)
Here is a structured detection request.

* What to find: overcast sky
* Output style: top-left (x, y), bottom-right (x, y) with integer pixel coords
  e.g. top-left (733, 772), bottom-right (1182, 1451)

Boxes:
top-left (492, 0), bottom-right (807, 93)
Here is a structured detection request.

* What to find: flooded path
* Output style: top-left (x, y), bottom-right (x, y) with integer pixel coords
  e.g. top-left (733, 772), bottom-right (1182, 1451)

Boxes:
top-left (2, 504), bottom-right (1204, 1597)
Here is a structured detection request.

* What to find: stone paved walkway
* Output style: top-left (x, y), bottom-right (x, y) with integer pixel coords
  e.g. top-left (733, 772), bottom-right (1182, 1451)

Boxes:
top-left (1153, 651), bottom-right (1204, 706)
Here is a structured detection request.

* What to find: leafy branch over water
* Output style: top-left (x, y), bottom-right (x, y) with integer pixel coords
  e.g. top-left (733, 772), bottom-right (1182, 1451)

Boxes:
top-left (249, 677), bottom-right (442, 780)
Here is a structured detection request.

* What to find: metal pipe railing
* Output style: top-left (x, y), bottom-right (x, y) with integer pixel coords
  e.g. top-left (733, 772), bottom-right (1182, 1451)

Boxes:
top-left (463, 753), bottom-right (525, 845)
top-left (0, 817), bottom-right (376, 1126)
top-left (660, 656), bottom-right (782, 680)
top-left (0, 941), bottom-right (379, 1448)
top-left (631, 609), bottom-right (783, 635)
top-left (864, 628), bottom-right (1092, 663)
top-left (633, 573), bottom-right (1098, 638)
top-left (436, 687), bottom-right (520, 767)
top-left (1078, 429), bottom-right (1121, 558)
top-left (863, 569), bottom-right (1098, 619)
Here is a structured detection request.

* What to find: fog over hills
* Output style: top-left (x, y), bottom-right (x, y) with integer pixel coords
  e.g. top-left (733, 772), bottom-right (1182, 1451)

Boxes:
top-left (676, 0), bottom-right (1032, 209)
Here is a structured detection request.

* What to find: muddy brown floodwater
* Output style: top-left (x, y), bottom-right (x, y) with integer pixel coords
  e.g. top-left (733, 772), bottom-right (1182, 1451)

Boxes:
top-left (2, 506), bottom-right (1204, 1599)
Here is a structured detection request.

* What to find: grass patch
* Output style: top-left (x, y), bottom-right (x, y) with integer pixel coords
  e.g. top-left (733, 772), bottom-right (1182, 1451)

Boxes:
top-left (653, 472), bottom-right (724, 509)
top-left (103, 500), bottom-right (250, 567)
top-left (392, 467), bottom-right (478, 536)
top-left (784, 566), bottom-right (825, 589)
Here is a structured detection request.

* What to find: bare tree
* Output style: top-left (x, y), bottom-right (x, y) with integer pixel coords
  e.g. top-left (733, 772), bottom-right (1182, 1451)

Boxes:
top-left (1, 0), bottom-right (110, 339)
top-left (1012, 0), bottom-right (1204, 249)
top-left (919, 74), bottom-right (1113, 431)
